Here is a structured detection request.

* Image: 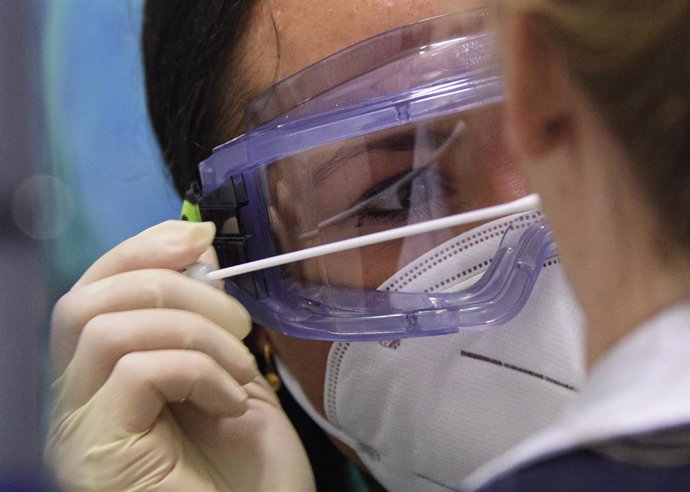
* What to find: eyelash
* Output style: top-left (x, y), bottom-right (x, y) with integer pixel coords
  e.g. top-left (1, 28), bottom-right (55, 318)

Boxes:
top-left (355, 168), bottom-right (449, 227)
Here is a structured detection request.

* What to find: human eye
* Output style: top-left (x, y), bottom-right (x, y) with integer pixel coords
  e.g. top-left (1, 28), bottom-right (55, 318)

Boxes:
top-left (355, 168), bottom-right (449, 228)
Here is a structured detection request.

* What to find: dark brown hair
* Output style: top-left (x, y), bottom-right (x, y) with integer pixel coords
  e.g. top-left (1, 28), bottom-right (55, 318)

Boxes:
top-left (142, 0), bottom-right (257, 197)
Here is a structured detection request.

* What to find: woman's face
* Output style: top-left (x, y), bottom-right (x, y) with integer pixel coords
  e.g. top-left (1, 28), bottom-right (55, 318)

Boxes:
top-left (235, 0), bottom-right (500, 464)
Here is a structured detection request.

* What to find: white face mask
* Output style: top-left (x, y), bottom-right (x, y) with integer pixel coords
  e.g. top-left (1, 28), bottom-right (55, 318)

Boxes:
top-left (277, 216), bottom-right (585, 491)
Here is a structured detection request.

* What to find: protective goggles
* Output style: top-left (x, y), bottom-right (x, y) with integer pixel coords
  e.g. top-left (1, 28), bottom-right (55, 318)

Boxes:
top-left (186, 10), bottom-right (557, 341)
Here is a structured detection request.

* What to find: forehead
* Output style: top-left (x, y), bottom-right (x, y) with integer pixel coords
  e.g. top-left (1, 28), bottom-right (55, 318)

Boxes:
top-left (245, 0), bottom-right (481, 89)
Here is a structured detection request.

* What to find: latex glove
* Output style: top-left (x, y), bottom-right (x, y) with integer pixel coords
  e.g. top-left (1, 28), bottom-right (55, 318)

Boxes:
top-left (45, 221), bottom-right (315, 491)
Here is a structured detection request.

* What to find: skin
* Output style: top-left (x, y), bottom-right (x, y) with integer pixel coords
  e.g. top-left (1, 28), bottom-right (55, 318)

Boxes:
top-left (501, 10), bottom-right (690, 368)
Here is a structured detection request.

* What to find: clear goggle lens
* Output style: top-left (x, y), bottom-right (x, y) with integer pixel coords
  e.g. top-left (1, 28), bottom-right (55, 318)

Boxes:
top-left (193, 10), bottom-right (558, 340)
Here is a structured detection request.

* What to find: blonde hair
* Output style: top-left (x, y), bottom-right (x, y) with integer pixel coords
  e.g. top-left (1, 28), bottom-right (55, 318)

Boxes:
top-left (507, 0), bottom-right (690, 248)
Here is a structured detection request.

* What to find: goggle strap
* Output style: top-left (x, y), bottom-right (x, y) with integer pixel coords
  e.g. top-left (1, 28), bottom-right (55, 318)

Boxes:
top-left (180, 182), bottom-right (203, 222)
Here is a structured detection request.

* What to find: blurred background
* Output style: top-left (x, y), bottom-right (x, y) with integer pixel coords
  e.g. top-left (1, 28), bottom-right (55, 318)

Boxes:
top-left (1, 0), bottom-right (180, 488)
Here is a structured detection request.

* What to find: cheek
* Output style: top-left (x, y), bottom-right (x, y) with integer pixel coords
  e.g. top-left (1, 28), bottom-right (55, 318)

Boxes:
top-left (292, 229), bottom-right (459, 290)
top-left (267, 331), bottom-right (332, 417)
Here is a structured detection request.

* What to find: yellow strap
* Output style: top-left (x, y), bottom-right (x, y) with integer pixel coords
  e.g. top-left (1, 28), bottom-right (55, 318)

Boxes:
top-left (180, 199), bottom-right (202, 222)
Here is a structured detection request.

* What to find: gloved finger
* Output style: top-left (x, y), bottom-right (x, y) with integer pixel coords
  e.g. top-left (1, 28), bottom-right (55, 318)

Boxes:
top-left (54, 309), bottom-right (258, 416)
top-left (73, 221), bottom-right (216, 289)
top-left (94, 349), bottom-right (249, 434)
top-left (197, 246), bottom-right (225, 291)
top-left (51, 269), bottom-right (251, 377)
top-left (198, 246), bottom-right (218, 267)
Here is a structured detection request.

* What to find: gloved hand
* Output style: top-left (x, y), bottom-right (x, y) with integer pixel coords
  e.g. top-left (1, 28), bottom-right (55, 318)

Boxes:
top-left (45, 221), bottom-right (315, 491)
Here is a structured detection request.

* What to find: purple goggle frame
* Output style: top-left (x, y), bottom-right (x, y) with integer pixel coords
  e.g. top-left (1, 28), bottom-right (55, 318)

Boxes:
top-left (193, 10), bottom-right (558, 341)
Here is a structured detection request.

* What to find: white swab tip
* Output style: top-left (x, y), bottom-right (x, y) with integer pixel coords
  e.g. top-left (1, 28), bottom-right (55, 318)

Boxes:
top-left (184, 262), bottom-right (215, 283)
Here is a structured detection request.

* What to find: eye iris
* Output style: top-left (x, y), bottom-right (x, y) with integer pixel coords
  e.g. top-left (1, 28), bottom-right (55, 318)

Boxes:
top-left (397, 181), bottom-right (412, 210)
top-left (361, 169), bottom-right (434, 222)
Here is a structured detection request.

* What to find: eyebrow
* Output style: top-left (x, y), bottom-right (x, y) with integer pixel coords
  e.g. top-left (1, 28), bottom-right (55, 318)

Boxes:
top-left (313, 132), bottom-right (421, 186)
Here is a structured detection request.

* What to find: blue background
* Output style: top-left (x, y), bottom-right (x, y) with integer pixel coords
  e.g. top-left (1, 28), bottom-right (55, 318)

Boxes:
top-left (43, 0), bottom-right (180, 291)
